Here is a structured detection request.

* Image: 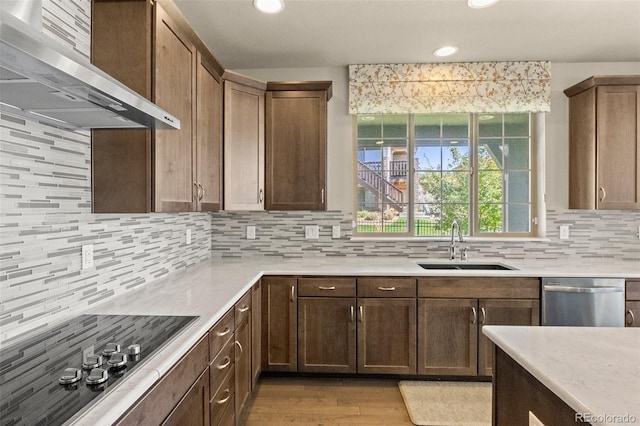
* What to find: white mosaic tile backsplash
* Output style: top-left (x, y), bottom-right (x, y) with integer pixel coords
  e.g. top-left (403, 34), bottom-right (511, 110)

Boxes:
top-left (0, 0), bottom-right (211, 341)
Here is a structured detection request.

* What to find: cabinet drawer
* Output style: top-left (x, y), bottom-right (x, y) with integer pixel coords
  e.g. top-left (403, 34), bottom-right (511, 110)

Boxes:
top-left (627, 280), bottom-right (640, 300)
top-left (210, 337), bottom-right (235, 395)
top-left (298, 277), bottom-right (356, 297)
top-left (216, 400), bottom-right (235, 426)
top-left (209, 308), bottom-right (235, 360)
top-left (210, 368), bottom-right (235, 426)
top-left (117, 335), bottom-right (209, 426)
top-left (235, 290), bottom-right (252, 327)
top-left (357, 278), bottom-right (416, 298)
top-left (418, 277), bottom-right (540, 299)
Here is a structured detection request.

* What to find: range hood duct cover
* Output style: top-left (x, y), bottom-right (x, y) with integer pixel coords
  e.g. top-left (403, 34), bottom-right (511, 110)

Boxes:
top-left (0, 3), bottom-right (180, 130)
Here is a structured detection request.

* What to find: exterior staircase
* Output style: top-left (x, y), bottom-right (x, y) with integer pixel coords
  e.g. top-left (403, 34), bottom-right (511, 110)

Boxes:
top-left (357, 160), bottom-right (405, 210)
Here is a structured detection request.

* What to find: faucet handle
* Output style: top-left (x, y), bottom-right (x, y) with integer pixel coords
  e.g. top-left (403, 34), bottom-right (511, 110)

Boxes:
top-left (459, 246), bottom-right (469, 261)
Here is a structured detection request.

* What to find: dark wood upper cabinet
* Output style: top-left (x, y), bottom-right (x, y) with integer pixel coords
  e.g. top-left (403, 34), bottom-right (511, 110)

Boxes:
top-left (565, 76), bottom-right (640, 210)
top-left (91, 0), bottom-right (223, 213)
top-left (265, 82), bottom-right (332, 210)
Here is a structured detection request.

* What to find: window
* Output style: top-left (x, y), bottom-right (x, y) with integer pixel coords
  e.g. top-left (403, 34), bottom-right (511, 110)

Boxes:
top-left (355, 113), bottom-right (537, 237)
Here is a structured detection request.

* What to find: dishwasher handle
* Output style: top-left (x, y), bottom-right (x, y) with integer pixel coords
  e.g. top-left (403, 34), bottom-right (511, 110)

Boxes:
top-left (543, 285), bottom-right (623, 294)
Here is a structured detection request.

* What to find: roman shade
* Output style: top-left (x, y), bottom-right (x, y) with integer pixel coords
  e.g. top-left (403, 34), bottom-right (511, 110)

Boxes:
top-left (348, 61), bottom-right (551, 114)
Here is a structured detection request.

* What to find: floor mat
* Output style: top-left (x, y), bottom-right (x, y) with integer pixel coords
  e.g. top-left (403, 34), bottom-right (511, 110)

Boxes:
top-left (398, 381), bottom-right (492, 426)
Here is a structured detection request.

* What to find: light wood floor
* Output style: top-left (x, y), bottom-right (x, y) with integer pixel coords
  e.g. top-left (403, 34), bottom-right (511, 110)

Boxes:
top-left (241, 377), bottom-right (414, 425)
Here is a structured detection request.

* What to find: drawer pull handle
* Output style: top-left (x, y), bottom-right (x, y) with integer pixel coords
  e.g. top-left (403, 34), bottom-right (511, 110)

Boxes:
top-left (235, 340), bottom-right (243, 356)
top-left (480, 307), bottom-right (486, 325)
top-left (627, 309), bottom-right (635, 326)
top-left (599, 186), bottom-right (606, 202)
top-left (318, 286), bottom-right (336, 290)
top-left (471, 307), bottom-right (477, 324)
top-left (291, 285), bottom-right (295, 302)
top-left (377, 286), bottom-right (396, 291)
top-left (198, 183), bottom-right (205, 201)
top-left (193, 181), bottom-right (199, 201)
top-left (350, 305), bottom-right (355, 322)
top-left (237, 305), bottom-right (250, 313)
top-left (216, 389), bottom-right (232, 405)
top-left (216, 327), bottom-right (231, 337)
top-left (216, 356), bottom-right (231, 370)
top-left (359, 306), bottom-right (364, 322)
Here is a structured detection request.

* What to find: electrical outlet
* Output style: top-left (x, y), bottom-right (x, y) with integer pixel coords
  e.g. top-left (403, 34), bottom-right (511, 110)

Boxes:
top-left (81, 244), bottom-right (94, 269)
top-left (82, 345), bottom-right (94, 362)
top-left (332, 225), bottom-right (341, 239)
top-left (246, 225), bottom-right (256, 240)
top-left (559, 225), bottom-right (569, 240)
top-left (305, 225), bottom-right (319, 239)
top-left (186, 229), bottom-right (192, 245)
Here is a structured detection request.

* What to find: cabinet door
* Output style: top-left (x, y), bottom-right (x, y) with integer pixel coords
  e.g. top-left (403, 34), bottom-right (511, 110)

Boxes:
top-left (478, 299), bottom-right (540, 376)
top-left (251, 281), bottom-right (262, 389)
top-left (224, 80), bottom-right (265, 210)
top-left (235, 316), bottom-right (251, 421)
top-left (417, 298), bottom-right (477, 376)
top-left (265, 91), bottom-right (326, 210)
top-left (261, 277), bottom-right (297, 372)
top-left (298, 297), bottom-right (356, 373)
top-left (162, 369), bottom-right (210, 426)
top-left (357, 298), bottom-right (416, 375)
top-left (596, 85), bottom-right (640, 209)
top-left (626, 301), bottom-right (640, 327)
top-left (195, 53), bottom-right (222, 212)
top-left (154, 5), bottom-right (196, 212)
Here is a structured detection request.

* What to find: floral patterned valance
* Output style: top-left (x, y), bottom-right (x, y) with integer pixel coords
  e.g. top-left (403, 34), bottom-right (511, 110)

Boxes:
top-left (348, 61), bottom-right (551, 114)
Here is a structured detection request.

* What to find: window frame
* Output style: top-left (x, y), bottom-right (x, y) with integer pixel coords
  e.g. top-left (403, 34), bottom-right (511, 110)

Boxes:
top-left (352, 113), bottom-right (539, 238)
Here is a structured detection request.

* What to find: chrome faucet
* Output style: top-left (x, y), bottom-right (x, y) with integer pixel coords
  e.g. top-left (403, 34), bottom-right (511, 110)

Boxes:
top-left (450, 220), bottom-right (465, 260)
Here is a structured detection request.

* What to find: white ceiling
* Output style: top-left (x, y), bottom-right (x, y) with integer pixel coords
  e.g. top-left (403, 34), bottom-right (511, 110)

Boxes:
top-left (174, 0), bottom-right (640, 70)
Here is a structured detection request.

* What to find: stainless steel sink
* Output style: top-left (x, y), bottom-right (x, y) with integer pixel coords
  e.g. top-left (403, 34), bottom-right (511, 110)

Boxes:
top-left (418, 263), bottom-right (516, 270)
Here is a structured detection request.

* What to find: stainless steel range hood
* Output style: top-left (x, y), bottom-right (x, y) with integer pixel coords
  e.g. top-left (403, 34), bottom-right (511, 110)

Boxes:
top-left (0, 3), bottom-right (180, 130)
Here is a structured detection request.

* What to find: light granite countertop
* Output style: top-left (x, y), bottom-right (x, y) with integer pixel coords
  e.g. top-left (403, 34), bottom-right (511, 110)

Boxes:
top-left (12, 256), bottom-right (638, 425)
top-left (483, 326), bottom-right (640, 426)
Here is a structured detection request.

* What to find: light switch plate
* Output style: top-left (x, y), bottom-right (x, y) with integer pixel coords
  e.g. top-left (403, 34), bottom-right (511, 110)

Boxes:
top-left (332, 225), bottom-right (341, 239)
top-left (559, 225), bottom-right (569, 240)
top-left (305, 225), bottom-right (319, 239)
top-left (246, 225), bottom-right (256, 240)
top-left (81, 244), bottom-right (94, 269)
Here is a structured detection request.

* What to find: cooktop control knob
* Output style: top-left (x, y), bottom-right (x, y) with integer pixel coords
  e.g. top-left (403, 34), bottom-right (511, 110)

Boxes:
top-left (107, 352), bottom-right (127, 369)
top-left (126, 344), bottom-right (141, 355)
top-left (86, 368), bottom-right (109, 385)
top-left (59, 368), bottom-right (82, 385)
top-left (101, 343), bottom-right (120, 357)
top-left (82, 354), bottom-right (104, 370)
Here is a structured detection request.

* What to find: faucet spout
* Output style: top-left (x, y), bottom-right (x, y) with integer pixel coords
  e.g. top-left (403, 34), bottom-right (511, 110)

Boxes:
top-left (450, 220), bottom-right (462, 260)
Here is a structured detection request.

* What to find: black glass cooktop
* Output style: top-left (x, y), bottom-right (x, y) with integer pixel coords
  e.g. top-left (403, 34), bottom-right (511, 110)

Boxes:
top-left (0, 314), bottom-right (198, 426)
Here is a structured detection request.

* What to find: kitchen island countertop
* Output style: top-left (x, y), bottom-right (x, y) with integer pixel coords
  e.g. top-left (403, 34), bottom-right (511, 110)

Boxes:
top-left (483, 325), bottom-right (640, 426)
top-left (7, 255), bottom-right (638, 425)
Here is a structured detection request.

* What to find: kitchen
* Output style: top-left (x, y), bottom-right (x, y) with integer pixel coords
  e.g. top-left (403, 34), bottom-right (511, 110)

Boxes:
top-left (0, 0), bottom-right (639, 425)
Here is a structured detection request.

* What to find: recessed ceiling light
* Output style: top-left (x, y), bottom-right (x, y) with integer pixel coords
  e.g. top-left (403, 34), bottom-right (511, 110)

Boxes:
top-left (254, 0), bottom-right (285, 14)
top-left (361, 116), bottom-right (375, 121)
top-left (468, 0), bottom-right (500, 9)
top-left (433, 46), bottom-right (458, 57)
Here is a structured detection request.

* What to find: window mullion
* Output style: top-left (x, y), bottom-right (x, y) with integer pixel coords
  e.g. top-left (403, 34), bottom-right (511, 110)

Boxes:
top-left (470, 113), bottom-right (479, 237)
top-left (408, 114), bottom-right (415, 236)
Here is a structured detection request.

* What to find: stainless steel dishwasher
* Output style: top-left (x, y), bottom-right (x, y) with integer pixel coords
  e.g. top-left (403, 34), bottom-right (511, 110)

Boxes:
top-left (542, 277), bottom-right (625, 327)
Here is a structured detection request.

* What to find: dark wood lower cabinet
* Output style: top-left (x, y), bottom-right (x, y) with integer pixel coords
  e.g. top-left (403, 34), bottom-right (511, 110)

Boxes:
top-left (235, 315), bottom-right (252, 420)
top-left (261, 276), bottom-right (297, 372)
top-left (357, 298), bottom-right (417, 375)
top-left (298, 297), bottom-right (356, 373)
top-left (478, 299), bottom-right (540, 376)
top-left (493, 347), bottom-right (588, 426)
top-left (162, 369), bottom-right (210, 426)
top-left (418, 298), bottom-right (477, 376)
top-left (627, 300), bottom-right (640, 326)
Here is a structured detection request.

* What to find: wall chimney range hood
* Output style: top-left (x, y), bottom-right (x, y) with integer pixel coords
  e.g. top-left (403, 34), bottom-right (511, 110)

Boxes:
top-left (0, 5), bottom-right (180, 130)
